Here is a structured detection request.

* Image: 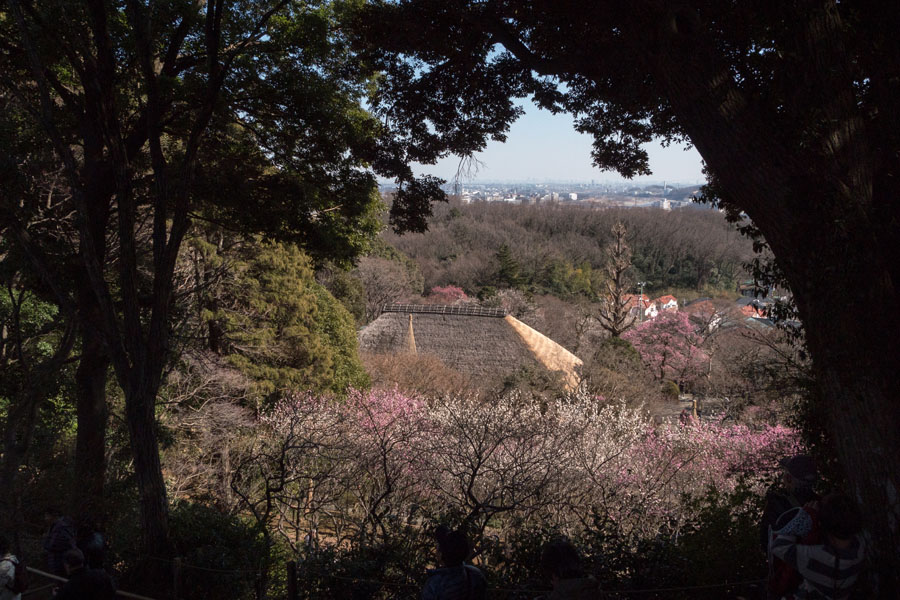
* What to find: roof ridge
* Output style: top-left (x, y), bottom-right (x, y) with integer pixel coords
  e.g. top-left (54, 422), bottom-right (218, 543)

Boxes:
top-left (382, 304), bottom-right (507, 318)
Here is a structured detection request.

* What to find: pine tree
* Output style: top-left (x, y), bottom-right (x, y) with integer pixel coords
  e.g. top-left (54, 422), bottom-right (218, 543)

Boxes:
top-left (495, 244), bottom-right (523, 288)
top-left (597, 222), bottom-right (636, 337)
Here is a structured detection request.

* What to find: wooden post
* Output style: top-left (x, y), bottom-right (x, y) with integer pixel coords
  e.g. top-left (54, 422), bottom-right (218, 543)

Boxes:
top-left (287, 560), bottom-right (298, 600)
top-left (172, 557), bottom-right (182, 600)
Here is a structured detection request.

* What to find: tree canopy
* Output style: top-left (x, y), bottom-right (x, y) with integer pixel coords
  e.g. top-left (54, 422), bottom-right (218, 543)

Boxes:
top-left (0, 0), bottom-right (447, 556)
top-left (198, 239), bottom-right (369, 399)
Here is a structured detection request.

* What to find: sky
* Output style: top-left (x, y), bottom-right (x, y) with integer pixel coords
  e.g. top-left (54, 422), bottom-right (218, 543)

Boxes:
top-left (415, 100), bottom-right (706, 185)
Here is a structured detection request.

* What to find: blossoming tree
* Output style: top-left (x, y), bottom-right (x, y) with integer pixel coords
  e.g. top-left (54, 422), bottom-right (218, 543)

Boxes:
top-left (624, 311), bottom-right (707, 385)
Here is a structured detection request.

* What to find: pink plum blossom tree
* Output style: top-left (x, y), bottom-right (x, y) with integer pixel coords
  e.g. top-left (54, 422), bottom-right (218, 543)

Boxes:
top-left (623, 311), bottom-right (707, 384)
top-left (425, 285), bottom-right (469, 304)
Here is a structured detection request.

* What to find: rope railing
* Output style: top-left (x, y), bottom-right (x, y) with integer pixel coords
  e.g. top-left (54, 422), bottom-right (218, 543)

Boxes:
top-left (25, 566), bottom-right (159, 600)
top-left (23, 556), bottom-right (763, 599)
top-left (290, 561), bottom-right (765, 599)
top-left (382, 304), bottom-right (507, 318)
top-left (16, 515), bottom-right (763, 599)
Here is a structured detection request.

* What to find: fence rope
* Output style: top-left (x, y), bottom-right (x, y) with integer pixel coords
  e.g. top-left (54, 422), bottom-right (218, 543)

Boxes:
top-left (296, 565), bottom-right (765, 597)
top-left (146, 555), bottom-right (262, 575)
top-left (25, 566), bottom-right (159, 600)
top-left (28, 556), bottom-right (764, 598)
top-left (19, 518), bottom-right (766, 598)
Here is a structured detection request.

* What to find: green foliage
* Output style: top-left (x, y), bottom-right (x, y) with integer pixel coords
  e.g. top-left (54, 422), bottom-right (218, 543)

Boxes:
top-left (168, 502), bottom-right (273, 600)
top-left (287, 484), bottom-right (770, 600)
top-left (661, 380), bottom-right (681, 401)
top-left (583, 336), bottom-right (657, 405)
top-left (317, 263), bottom-right (368, 325)
top-left (495, 244), bottom-right (523, 289)
top-left (597, 336), bottom-right (642, 365)
top-left (295, 541), bottom-right (430, 600)
top-left (671, 484), bottom-right (767, 595)
top-left (207, 239), bottom-right (369, 401)
top-left (0, 287), bottom-right (61, 400)
top-left (537, 257), bottom-right (598, 299)
top-left (501, 365), bottom-right (567, 399)
top-left (477, 286), bottom-right (497, 301)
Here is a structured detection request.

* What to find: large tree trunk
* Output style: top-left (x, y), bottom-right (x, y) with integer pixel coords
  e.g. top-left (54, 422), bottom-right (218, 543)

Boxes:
top-left (785, 217), bottom-right (900, 595)
top-left (124, 380), bottom-right (170, 556)
top-left (73, 176), bottom-right (112, 521)
top-left (74, 321), bottom-right (109, 519)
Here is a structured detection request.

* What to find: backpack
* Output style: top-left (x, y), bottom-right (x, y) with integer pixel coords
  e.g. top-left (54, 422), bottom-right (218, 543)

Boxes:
top-left (768, 506), bottom-right (820, 598)
top-left (1, 556), bottom-right (29, 594)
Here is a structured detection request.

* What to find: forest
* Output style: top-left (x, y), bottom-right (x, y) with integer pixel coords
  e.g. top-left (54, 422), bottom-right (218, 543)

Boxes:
top-left (2, 0), bottom-right (897, 598)
top-left (382, 201), bottom-right (753, 301)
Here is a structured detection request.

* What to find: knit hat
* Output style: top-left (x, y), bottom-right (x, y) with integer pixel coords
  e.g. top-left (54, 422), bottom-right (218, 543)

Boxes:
top-left (779, 454), bottom-right (816, 484)
top-left (434, 526), bottom-right (470, 566)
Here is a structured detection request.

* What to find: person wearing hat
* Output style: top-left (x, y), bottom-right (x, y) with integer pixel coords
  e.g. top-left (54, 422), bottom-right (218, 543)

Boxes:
top-left (421, 526), bottom-right (486, 600)
top-left (537, 539), bottom-right (600, 599)
top-left (760, 455), bottom-right (819, 553)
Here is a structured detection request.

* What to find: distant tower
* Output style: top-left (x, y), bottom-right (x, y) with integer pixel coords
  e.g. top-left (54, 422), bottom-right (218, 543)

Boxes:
top-left (406, 314), bottom-right (418, 355)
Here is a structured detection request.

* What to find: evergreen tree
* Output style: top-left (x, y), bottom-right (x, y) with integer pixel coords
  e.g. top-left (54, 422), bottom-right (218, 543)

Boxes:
top-left (495, 244), bottom-right (523, 288)
top-left (597, 222), bottom-right (635, 338)
top-left (199, 239), bottom-right (369, 401)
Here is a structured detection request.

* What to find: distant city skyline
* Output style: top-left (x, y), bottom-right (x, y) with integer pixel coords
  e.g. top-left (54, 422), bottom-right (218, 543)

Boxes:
top-left (413, 99), bottom-right (706, 185)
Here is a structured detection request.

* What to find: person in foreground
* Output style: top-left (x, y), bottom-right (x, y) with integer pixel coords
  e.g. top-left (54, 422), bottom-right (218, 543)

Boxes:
top-left (538, 539), bottom-right (600, 599)
top-left (421, 526), bottom-right (486, 600)
top-left (0, 535), bottom-right (22, 600)
top-left (52, 548), bottom-right (115, 600)
top-left (760, 454), bottom-right (819, 553)
top-left (770, 493), bottom-right (865, 600)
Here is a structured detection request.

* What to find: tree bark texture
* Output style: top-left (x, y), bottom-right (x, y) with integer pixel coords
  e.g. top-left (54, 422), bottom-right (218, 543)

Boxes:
top-left (73, 181), bottom-right (112, 520)
top-left (74, 323), bottom-right (109, 518)
top-left (124, 382), bottom-right (170, 555)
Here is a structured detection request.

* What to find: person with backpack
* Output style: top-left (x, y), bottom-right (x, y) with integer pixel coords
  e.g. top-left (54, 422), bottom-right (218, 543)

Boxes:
top-left (421, 526), bottom-right (487, 600)
top-left (770, 493), bottom-right (865, 600)
top-left (0, 534), bottom-right (28, 600)
top-left (760, 455), bottom-right (819, 554)
top-left (76, 518), bottom-right (107, 570)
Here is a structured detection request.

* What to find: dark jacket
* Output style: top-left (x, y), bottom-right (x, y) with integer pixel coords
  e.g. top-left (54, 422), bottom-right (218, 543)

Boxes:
top-left (54, 568), bottom-right (116, 600)
top-left (421, 564), bottom-right (487, 600)
top-left (76, 530), bottom-right (106, 570)
top-left (43, 517), bottom-right (76, 577)
top-left (759, 486), bottom-right (818, 552)
top-left (546, 576), bottom-right (600, 599)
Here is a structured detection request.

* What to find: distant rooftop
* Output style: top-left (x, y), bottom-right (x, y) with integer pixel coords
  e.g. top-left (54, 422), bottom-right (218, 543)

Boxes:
top-left (360, 307), bottom-right (581, 389)
top-left (382, 304), bottom-right (507, 318)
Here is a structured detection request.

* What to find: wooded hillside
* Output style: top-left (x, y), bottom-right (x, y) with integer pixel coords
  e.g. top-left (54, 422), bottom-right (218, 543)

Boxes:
top-left (383, 201), bottom-right (754, 300)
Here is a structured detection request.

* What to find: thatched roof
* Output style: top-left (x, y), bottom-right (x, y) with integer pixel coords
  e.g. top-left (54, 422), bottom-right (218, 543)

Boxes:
top-left (358, 305), bottom-right (583, 389)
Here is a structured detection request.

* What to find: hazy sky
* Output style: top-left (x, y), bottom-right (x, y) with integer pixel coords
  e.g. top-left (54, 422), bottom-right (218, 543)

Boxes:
top-left (416, 100), bottom-right (706, 185)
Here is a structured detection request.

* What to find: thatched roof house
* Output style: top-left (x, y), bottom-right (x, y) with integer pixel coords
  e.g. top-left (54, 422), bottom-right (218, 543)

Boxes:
top-left (358, 305), bottom-right (583, 389)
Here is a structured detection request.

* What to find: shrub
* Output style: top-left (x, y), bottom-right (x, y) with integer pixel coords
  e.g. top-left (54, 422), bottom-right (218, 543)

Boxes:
top-left (168, 502), bottom-right (272, 600)
top-left (662, 380), bottom-right (681, 401)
